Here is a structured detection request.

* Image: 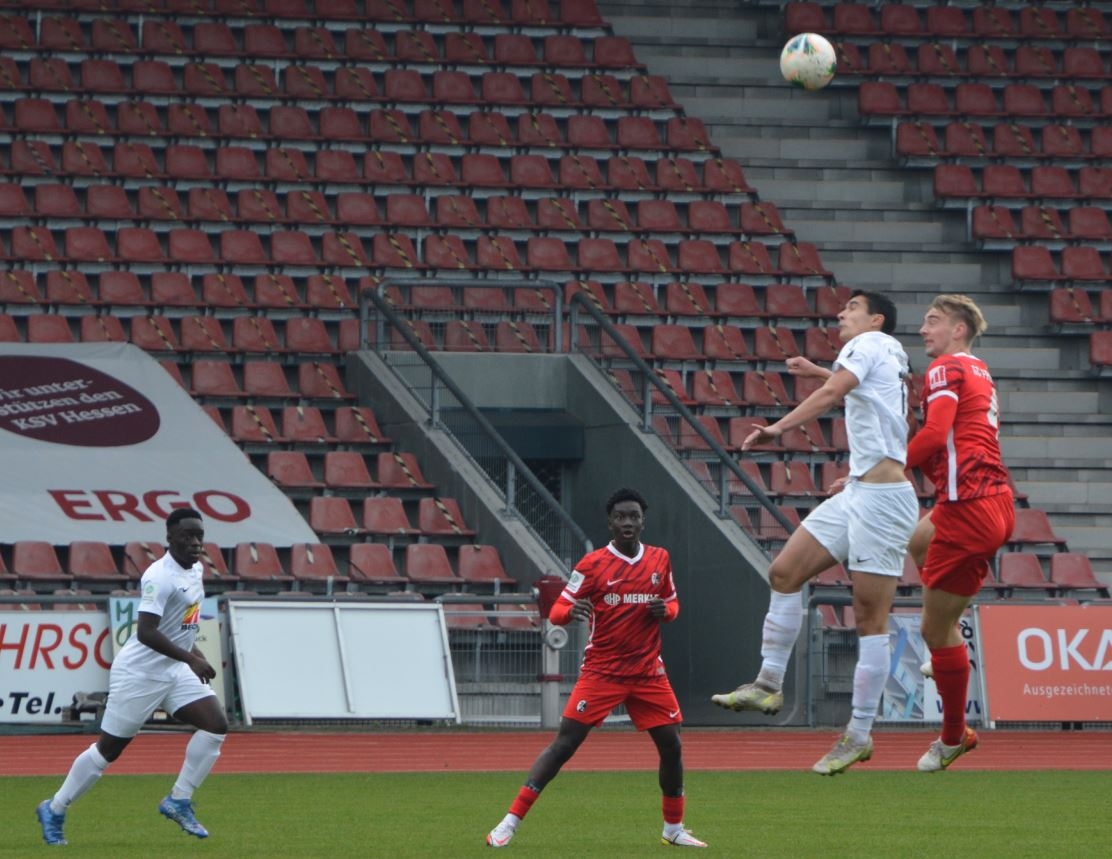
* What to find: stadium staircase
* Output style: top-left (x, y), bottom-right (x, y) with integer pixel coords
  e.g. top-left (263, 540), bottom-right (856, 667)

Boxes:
top-left (0, 0), bottom-right (1108, 630)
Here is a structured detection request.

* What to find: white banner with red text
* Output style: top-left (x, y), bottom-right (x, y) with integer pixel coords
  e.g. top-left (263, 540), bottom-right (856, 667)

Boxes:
top-left (0, 343), bottom-right (316, 546)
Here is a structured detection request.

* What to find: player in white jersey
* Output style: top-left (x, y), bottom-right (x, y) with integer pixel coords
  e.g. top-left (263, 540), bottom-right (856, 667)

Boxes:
top-left (37, 509), bottom-right (227, 846)
top-left (712, 291), bottom-right (919, 775)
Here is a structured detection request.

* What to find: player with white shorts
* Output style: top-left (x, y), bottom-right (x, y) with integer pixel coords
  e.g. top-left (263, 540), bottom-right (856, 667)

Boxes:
top-left (37, 509), bottom-right (228, 846)
top-left (712, 290), bottom-right (919, 776)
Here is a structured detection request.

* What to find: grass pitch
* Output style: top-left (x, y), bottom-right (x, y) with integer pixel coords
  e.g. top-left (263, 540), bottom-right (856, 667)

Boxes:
top-left (4, 770), bottom-right (1105, 858)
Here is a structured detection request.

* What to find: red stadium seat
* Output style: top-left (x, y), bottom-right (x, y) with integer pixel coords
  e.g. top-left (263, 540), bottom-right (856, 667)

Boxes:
top-left (363, 497), bottom-right (420, 538)
top-left (1009, 509), bottom-right (1067, 549)
top-left (1049, 554), bottom-right (1109, 597)
top-left (233, 542), bottom-right (294, 584)
top-left (67, 542), bottom-right (125, 583)
top-left (267, 451), bottom-right (324, 490)
top-left (289, 544), bottom-right (347, 587)
top-left (458, 545), bottom-right (517, 591)
top-left (309, 497), bottom-right (363, 536)
top-left (404, 544), bottom-right (462, 587)
top-left (12, 542), bottom-right (68, 583)
top-left (347, 543), bottom-right (407, 587)
top-left (418, 497), bottom-right (477, 538)
top-left (996, 553), bottom-right (1052, 594)
top-left (378, 451), bottom-right (435, 490)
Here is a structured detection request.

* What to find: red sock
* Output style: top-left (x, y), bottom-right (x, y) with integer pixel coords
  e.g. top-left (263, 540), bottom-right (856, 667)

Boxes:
top-left (508, 785), bottom-right (540, 820)
top-left (662, 795), bottom-right (685, 826)
top-left (931, 644), bottom-right (970, 746)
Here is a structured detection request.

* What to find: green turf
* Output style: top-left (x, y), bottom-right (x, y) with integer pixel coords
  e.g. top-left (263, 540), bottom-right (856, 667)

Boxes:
top-left (5, 770), bottom-right (1106, 857)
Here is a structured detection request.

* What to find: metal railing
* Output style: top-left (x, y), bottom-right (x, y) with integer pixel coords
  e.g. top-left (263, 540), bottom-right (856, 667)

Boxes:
top-left (566, 290), bottom-right (796, 536)
top-left (359, 279), bottom-right (591, 567)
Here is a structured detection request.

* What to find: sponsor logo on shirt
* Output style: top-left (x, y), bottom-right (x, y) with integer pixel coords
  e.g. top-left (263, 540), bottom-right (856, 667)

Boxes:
top-left (181, 602), bottom-right (200, 631)
top-left (928, 364), bottom-right (948, 390)
top-left (566, 571), bottom-right (585, 594)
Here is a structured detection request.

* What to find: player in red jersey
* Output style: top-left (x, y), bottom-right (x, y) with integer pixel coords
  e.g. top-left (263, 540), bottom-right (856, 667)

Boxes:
top-left (906, 295), bottom-right (1014, 772)
top-left (486, 488), bottom-right (706, 849)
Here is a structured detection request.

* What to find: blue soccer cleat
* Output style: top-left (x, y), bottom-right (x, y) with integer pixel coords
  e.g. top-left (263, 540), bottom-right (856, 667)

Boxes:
top-left (36, 799), bottom-right (68, 846)
top-left (159, 796), bottom-right (209, 838)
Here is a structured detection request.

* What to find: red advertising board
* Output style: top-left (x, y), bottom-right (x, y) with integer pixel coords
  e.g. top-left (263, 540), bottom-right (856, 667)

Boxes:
top-left (976, 604), bottom-right (1112, 724)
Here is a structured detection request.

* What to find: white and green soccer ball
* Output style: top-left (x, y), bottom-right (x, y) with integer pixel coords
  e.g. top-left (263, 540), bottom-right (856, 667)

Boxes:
top-left (779, 32), bottom-right (837, 90)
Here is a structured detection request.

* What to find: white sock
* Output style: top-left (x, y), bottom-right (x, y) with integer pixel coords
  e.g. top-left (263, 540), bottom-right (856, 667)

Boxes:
top-left (171, 731), bottom-right (225, 800)
top-left (52, 743), bottom-right (109, 812)
top-left (663, 822), bottom-right (685, 837)
top-left (847, 634), bottom-right (890, 743)
top-left (757, 590), bottom-right (803, 689)
top-left (501, 813), bottom-right (521, 830)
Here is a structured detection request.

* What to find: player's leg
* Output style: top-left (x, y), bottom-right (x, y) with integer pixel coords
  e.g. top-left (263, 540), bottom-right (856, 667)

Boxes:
top-left (634, 678), bottom-right (706, 849)
top-left (908, 510), bottom-right (934, 568)
top-left (917, 495), bottom-right (1012, 771)
top-left (488, 675), bottom-right (619, 847)
top-left (916, 585), bottom-right (977, 772)
top-left (712, 494), bottom-right (845, 714)
top-left (487, 717), bottom-right (593, 847)
top-left (37, 669), bottom-right (159, 845)
top-left (158, 668), bottom-right (227, 838)
top-left (814, 481), bottom-right (917, 775)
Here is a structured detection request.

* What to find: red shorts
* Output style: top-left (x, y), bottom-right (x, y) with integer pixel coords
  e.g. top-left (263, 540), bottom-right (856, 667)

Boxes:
top-left (563, 672), bottom-right (681, 731)
top-left (922, 492), bottom-right (1015, 598)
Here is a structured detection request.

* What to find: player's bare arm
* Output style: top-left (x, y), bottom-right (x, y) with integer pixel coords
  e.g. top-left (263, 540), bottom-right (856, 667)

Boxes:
top-left (741, 367), bottom-right (859, 450)
top-left (785, 356), bottom-right (832, 380)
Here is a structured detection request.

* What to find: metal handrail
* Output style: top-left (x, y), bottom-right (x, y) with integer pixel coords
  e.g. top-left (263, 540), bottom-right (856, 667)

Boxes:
top-left (359, 281), bottom-right (592, 568)
top-left (566, 291), bottom-right (797, 537)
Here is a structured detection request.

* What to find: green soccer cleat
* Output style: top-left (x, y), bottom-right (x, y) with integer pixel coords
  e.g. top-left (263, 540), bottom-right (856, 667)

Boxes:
top-left (710, 682), bottom-right (783, 715)
top-left (812, 734), bottom-right (874, 775)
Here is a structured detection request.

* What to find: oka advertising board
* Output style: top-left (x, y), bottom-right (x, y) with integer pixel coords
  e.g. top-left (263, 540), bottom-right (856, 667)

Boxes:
top-left (0, 343), bottom-right (316, 546)
top-left (976, 604), bottom-right (1112, 725)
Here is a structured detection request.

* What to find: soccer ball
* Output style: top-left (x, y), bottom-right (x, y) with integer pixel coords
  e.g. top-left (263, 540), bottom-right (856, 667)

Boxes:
top-left (779, 32), bottom-right (837, 90)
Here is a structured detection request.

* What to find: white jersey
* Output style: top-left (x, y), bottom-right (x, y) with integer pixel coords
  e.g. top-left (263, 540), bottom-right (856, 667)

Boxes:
top-left (833, 330), bottom-right (910, 477)
top-left (112, 552), bottom-right (205, 678)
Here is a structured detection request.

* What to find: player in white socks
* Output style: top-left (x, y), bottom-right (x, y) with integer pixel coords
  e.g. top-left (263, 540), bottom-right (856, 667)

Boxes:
top-left (712, 291), bottom-right (919, 775)
top-left (36, 508), bottom-right (227, 845)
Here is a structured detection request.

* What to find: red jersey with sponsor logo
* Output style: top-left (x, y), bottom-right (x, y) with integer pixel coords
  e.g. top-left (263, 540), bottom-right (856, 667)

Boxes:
top-left (557, 542), bottom-right (677, 681)
top-left (916, 352), bottom-right (1011, 502)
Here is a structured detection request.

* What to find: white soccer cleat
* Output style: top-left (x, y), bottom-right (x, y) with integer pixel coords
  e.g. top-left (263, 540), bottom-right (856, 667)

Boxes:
top-left (486, 819), bottom-right (516, 848)
top-left (710, 682), bottom-right (783, 715)
top-left (918, 727), bottom-right (978, 772)
top-left (662, 827), bottom-right (708, 848)
top-left (812, 734), bottom-right (874, 775)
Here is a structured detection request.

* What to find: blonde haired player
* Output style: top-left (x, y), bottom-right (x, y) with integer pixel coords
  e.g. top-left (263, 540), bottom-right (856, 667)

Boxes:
top-left (907, 295), bottom-right (1013, 771)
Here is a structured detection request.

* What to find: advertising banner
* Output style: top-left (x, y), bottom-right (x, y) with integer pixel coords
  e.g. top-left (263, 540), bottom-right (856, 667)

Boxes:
top-left (0, 343), bottom-right (317, 546)
top-left (976, 603), bottom-right (1112, 724)
top-left (0, 612), bottom-right (112, 723)
top-left (880, 612), bottom-right (982, 723)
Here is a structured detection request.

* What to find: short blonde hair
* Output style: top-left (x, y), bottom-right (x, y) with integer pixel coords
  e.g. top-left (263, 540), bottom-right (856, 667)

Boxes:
top-left (929, 294), bottom-right (988, 342)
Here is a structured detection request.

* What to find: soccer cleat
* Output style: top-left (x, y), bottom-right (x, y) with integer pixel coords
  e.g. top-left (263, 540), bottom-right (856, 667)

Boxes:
top-left (917, 726), bottom-right (978, 772)
top-left (812, 734), bottom-right (874, 775)
top-left (486, 820), bottom-right (516, 848)
top-left (159, 796), bottom-right (209, 838)
top-left (36, 800), bottom-right (67, 846)
top-left (710, 682), bottom-right (783, 715)
top-left (662, 827), bottom-right (708, 848)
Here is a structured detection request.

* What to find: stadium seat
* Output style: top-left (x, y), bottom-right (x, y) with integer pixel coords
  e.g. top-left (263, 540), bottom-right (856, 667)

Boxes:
top-left (362, 497), bottom-right (420, 539)
top-left (67, 542), bottom-right (125, 583)
top-left (309, 497), bottom-right (364, 536)
top-left (377, 451), bottom-right (435, 490)
top-left (418, 497), bottom-right (477, 538)
top-left (347, 543), bottom-right (408, 588)
top-left (455, 547), bottom-right (515, 591)
top-left (289, 544), bottom-right (348, 588)
top-left (1009, 509), bottom-right (1067, 549)
top-left (122, 542), bottom-right (165, 578)
top-left (404, 544), bottom-right (463, 587)
top-left (1049, 554), bottom-right (1110, 598)
top-left (12, 542), bottom-right (69, 584)
top-left (996, 553), bottom-right (1053, 595)
top-left (233, 542), bottom-right (295, 584)
top-left (231, 405), bottom-right (284, 445)
top-left (267, 451), bottom-right (324, 490)
top-left (702, 324), bottom-right (753, 362)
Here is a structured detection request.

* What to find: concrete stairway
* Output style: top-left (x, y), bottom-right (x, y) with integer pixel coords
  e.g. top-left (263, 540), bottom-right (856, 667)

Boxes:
top-left (600, 0), bottom-right (1112, 574)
